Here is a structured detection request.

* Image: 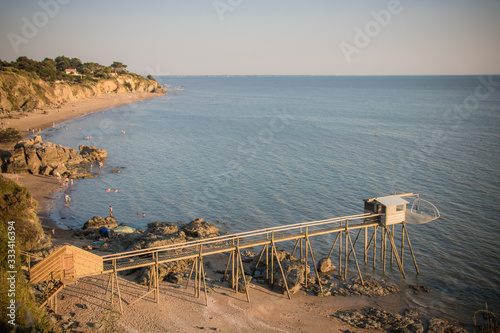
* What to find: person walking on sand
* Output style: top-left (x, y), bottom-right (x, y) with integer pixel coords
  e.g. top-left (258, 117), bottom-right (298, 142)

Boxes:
top-left (109, 205), bottom-right (113, 217)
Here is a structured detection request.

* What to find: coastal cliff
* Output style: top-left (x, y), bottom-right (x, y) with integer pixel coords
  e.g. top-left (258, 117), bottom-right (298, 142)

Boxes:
top-left (0, 70), bottom-right (164, 112)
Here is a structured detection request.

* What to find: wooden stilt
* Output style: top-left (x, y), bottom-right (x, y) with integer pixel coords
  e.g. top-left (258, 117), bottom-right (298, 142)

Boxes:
top-left (105, 272), bottom-right (112, 294)
top-left (401, 223), bottom-right (405, 266)
top-left (364, 227), bottom-right (368, 264)
top-left (304, 228), bottom-right (309, 286)
top-left (271, 240), bottom-right (291, 299)
top-left (339, 221), bottom-right (343, 278)
top-left (155, 253), bottom-right (159, 303)
top-left (271, 233), bottom-right (275, 286)
top-left (347, 228), bottom-right (364, 285)
top-left (344, 222), bottom-right (348, 280)
top-left (373, 226), bottom-right (378, 269)
top-left (306, 236), bottom-right (324, 294)
top-left (384, 226), bottom-right (406, 279)
top-left (236, 246), bottom-right (250, 303)
top-left (114, 269), bottom-right (124, 313)
top-left (299, 227), bottom-right (303, 261)
top-left (231, 241), bottom-right (235, 290)
top-left (252, 245), bottom-right (266, 275)
top-left (265, 235), bottom-right (269, 281)
top-left (291, 238), bottom-right (300, 257)
top-left (194, 256), bottom-right (199, 296)
top-left (327, 232), bottom-right (340, 259)
top-left (390, 224), bottom-right (395, 266)
top-left (382, 227), bottom-right (387, 272)
top-left (187, 258), bottom-right (196, 289)
top-left (235, 249), bottom-right (239, 294)
top-left (200, 257), bottom-right (208, 306)
top-left (347, 228), bottom-right (362, 259)
top-left (403, 223), bottom-right (420, 274)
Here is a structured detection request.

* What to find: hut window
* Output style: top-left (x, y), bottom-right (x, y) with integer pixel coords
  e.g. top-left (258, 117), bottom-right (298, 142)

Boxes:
top-left (396, 204), bottom-right (405, 212)
top-left (364, 201), bottom-right (375, 212)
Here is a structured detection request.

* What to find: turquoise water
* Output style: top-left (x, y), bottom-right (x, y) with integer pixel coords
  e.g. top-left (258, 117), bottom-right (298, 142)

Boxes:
top-left (42, 76), bottom-right (500, 320)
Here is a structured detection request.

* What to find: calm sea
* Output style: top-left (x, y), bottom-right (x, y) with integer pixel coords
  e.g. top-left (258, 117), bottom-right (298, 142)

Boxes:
top-left (42, 76), bottom-right (500, 320)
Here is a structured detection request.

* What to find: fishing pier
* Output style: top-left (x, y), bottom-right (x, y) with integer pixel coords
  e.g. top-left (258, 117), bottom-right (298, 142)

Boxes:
top-left (28, 193), bottom-right (439, 313)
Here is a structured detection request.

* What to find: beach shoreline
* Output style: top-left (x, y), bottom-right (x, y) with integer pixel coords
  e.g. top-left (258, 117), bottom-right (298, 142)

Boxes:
top-left (3, 91), bottom-right (163, 237)
top-left (1, 91), bottom-right (164, 137)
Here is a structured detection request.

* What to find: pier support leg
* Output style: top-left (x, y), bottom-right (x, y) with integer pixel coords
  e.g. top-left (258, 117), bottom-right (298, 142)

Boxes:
top-left (252, 245), bottom-right (267, 276)
top-left (364, 227), bottom-right (368, 265)
top-left (384, 226), bottom-right (406, 279)
top-left (347, 228), bottom-right (364, 285)
top-left (390, 224), bottom-right (395, 266)
top-left (373, 226), bottom-right (378, 269)
top-left (306, 236), bottom-right (324, 294)
top-left (236, 245), bottom-right (250, 303)
top-left (271, 240), bottom-right (291, 299)
top-left (347, 229), bottom-right (362, 259)
top-left (327, 232), bottom-right (340, 259)
top-left (403, 222), bottom-right (420, 274)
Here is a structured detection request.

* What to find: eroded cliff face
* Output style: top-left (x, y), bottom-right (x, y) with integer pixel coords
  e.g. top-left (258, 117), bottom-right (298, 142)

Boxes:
top-left (0, 71), bottom-right (165, 112)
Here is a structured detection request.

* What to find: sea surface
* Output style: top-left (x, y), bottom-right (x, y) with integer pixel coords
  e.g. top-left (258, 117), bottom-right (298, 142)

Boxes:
top-left (42, 76), bottom-right (500, 321)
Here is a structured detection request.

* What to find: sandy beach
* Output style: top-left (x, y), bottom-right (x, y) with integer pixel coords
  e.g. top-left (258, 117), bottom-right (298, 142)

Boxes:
top-left (1, 92), bottom-right (162, 137)
top-left (3, 92), bottom-right (468, 332)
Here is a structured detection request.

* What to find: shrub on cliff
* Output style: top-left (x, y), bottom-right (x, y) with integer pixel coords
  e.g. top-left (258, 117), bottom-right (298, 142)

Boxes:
top-left (0, 175), bottom-right (48, 251)
top-left (0, 176), bottom-right (53, 331)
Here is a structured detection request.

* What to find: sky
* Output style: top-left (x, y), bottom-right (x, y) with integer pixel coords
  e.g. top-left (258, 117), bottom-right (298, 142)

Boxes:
top-left (0, 0), bottom-right (499, 76)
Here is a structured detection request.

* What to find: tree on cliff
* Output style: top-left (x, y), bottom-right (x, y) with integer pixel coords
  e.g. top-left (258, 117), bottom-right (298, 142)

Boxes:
top-left (111, 61), bottom-right (127, 73)
top-left (55, 55), bottom-right (71, 71)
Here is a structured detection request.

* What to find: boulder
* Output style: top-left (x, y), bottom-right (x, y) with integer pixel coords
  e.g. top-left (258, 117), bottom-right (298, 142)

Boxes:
top-left (272, 250), bottom-right (309, 295)
top-left (129, 233), bottom-right (186, 250)
top-left (181, 218), bottom-right (220, 238)
top-left (317, 257), bottom-right (335, 273)
top-left (79, 145), bottom-right (107, 161)
top-left (137, 260), bottom-right (192, 286)
top-left (51, 164), bottom-right (67, 176)
top-left (25, 147), bottom-right (42, 174)
top-left (83, 216), bottom-right (117, 230)
top-left (147, 222), bottom-right (179, 235)
top-left (6, 148), bottom-right (28, 173)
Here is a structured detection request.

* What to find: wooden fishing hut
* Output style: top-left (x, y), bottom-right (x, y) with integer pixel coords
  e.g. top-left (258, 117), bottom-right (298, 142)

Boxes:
top-left (364, 195), bottom-right (409, 225)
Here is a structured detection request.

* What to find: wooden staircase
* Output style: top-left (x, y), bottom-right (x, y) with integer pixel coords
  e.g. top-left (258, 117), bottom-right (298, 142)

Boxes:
top-left (38, 280), bottom-right (64, 308)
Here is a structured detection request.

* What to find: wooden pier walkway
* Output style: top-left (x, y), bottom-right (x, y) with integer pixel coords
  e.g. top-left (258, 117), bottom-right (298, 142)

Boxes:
top-left (29, 193), bottom-right (437, 313)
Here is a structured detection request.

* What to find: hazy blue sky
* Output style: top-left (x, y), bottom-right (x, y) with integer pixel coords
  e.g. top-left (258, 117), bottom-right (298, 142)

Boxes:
top-left (0, 0), bottom-right (499, 75)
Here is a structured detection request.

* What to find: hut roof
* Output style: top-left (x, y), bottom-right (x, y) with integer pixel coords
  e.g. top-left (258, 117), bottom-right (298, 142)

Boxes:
top-left (375, 195), bottom-right (409, 207)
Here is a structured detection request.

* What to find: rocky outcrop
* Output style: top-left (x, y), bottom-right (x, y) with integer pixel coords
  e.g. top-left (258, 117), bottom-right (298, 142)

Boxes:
top-left (73, 219), bottom-right (219, 252)
top-left (251, 249), bottom-right (310, 295)
top-left (72, 218), bottom-right (221, 285)
top-left (181, 218), bottom-right (220, 238)
top-left (136, 260), bottom-right (193, 286)
top-left (333, 307), bottom-right (467, 333)
top-left (0, 71), bottom-right (165, 112)
top-left (314, 276), bottom-right (399, 297)
top-left (83, 216), bottom-right (118, 230)
top-left (0, 132), bottom-right (106, 178)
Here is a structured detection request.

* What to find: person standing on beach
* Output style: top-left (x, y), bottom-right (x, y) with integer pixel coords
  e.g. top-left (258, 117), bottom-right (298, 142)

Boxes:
top-left (109, 205), bottom-right (113, 217)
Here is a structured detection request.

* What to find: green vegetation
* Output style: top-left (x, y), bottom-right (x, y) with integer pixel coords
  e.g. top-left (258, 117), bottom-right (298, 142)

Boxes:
top-left (0, 175), bottom-right (45, 251)
top-left (0, 55), bottom-right (131, 83)
top-left (0, 176), bottom-right (53, 332)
